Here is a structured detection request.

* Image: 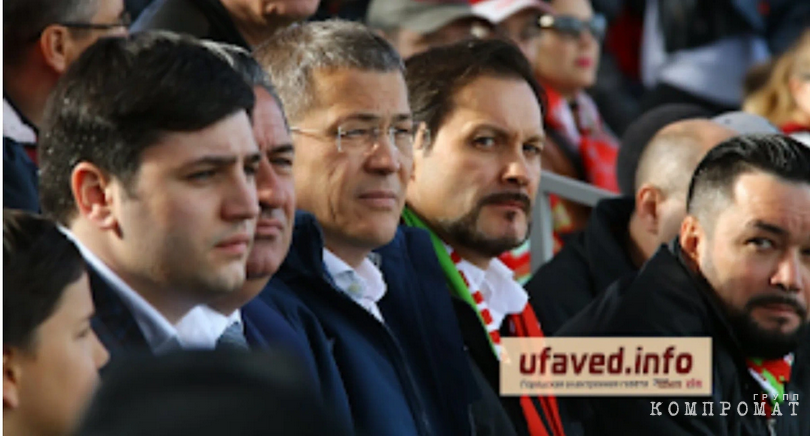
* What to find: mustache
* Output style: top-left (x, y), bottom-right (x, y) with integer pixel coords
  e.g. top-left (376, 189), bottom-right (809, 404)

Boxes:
top-left (746, 294), bottom-right (808, 319)
top-left (479, 192), bottom-right (531, 214)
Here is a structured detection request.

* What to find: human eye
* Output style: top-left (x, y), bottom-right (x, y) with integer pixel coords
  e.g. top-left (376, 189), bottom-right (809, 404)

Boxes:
top-left (746, 237), bottom-right (775, 251)
top-left (187, 169), bottom-right (217, 182)
top-left (472, 135), bottom-right (497, 149)
top-left (338, 126), bottom-right (371, 139)
top-left (523, 142), bottom-right (543, 157)
top-left (244, 161), bottom-right (259, 178)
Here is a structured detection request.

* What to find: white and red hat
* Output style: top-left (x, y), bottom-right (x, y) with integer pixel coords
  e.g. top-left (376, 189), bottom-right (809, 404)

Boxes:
top-left (470, 0), bottom-right (554, 24)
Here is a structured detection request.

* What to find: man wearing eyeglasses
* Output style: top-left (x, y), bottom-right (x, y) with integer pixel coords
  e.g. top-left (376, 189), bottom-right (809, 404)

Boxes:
top-left (4, 0), bottom-right (129, 212)
top-left (243, 20), bottom-right (480, 436)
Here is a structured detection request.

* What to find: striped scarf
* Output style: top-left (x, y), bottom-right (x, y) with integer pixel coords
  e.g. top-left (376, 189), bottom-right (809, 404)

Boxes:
top-left (402, 208), bottom-right (565, 436)
top-left (747, 354), bottom-right (793, 417)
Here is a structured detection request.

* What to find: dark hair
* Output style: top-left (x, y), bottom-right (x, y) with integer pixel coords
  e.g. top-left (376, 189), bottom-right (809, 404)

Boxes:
top-left (253, 19), bottom-right (403, 123)
top-left (38, 31), bottom-right (256, 225)
top-left (686, 134), bottom-right (810, 217)
top-left (404, 38), bottom-right (546, 148)
top-left (3, 0), bottom-right (98, 66)
top-left (3, 209), bottom-right (86, 350)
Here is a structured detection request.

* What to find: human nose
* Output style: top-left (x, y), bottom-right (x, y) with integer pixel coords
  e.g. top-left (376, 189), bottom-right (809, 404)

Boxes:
top-left (223, 168), bottom-right (260, 221)
top-left (771, 250), bottom-right (806, 294)
top-left (365, 128), bottom-right (404, 174)
top-left (92, 330), bottom-right (110, 369)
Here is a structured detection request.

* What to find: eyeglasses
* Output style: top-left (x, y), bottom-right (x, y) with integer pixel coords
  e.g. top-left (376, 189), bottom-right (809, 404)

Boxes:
top-left (27, 12), bottom-right (131, 42)
top-left (290, 122), bottom-right (426, 157)
top-left (537, 14), bottom-right (607, 42)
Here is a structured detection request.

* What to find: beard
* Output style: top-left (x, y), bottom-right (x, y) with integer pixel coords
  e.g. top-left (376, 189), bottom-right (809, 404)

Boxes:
top-left (435, 192), bottom-right (532, 258)
top-left (724, 294), bottom-right (809, 359)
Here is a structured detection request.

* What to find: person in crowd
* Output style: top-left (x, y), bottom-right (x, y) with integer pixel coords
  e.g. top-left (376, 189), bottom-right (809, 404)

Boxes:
top-left (166, 40), bottom-right (305, 357)
top-left (615, 103), bottom-right (712, 197)
top-left (74, 350), bottom-right (351, 436)
top-left (246, 20), bottom-right (479, 435)
top-left (745, 29), bottom-right (810, 145)
top-left (3, 209), bottom-right (109, 436)
top-left (404, 38), bottom-right (566, 436)
top-left (639, 0), bottom-right (810, 114)
top-left (559, 134), bottom-right (810, 435)
top-left (366, 0), bottom-right (493, 59)
top-left (38, 32), bottom-right (261, 356)
top-left (470, 0), bottom-right (552, 67)
top-left (131, 0), bottom-right (320, 49)
top-left (527, 119), bottom-right (735, 334)
top-left (476, 0), bottom-right (619, 284)
top-left (3, 0), bottom-right (129, 211)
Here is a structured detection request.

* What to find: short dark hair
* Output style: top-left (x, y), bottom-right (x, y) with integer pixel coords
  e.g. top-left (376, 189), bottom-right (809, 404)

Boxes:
top-left (404, 38), bottom-right (546, 149)
top-left (3, 209), bottom-right (86, 350)
top-left (686, 134), bottom-right (810, 220)
top-left (3, 0), bottom-right (98, 66)
top-left (253, 19), bottom-right (403, 123)
top-left (38, 31), bottom-right (256, 225)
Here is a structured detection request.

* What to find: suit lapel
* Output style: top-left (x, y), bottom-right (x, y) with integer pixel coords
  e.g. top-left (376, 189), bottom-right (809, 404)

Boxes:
top-left (88, 266), bottom-right (150, 354)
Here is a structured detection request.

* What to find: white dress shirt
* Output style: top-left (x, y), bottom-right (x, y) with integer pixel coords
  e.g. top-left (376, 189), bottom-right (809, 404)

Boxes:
top-left (450, 248), bottom-right (529, 329)
top-left (323, 249), bottom-right (387, 323)
top-left (175, 306), bottom-right (243, 350)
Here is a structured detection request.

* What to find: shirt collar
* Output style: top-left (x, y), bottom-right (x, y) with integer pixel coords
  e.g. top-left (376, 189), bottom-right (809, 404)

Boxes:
top-left (3, 97), bottom-right (37, 143)
top-left (175, 306), bottom-right (242, 350)
top-left (322, 248), bottom-right (387, 305)
top-left (61, 228), bottom-right (180, 353)
top-left (445, 244), bottom-right (529, 317)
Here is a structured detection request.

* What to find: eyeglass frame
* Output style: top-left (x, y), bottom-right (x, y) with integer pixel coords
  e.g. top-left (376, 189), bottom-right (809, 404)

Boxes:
top-left (290, 122), bottom-right (429, 157)
top-left (26, 11), bottom-right (131, 43)
top-left (537, 13), bottom-right (607, 42)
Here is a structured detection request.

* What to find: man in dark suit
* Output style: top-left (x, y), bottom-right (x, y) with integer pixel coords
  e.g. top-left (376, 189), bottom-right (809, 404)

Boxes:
top-left (38, 32), bottom-right (261, 355)
top-left (4, 0), bottom-right (129, 211)
top-left (245, 20), bottom-right (480, 436)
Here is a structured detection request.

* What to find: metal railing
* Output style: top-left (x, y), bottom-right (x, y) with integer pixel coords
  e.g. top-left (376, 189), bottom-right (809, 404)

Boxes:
top-left (530, 172), bottom-right (618, 271)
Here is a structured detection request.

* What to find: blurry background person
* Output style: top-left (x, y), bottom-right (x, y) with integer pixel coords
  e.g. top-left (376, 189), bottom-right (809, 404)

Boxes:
top-left (74, 350), bottom-right (351, 436)
top-left (3, 209), bottom-right (109, 436)
top-left (3, 0), bottom-right (128, 212)
top-left (132, 0), bottom-right (321, 49)
top-left (470, 0), bottom-right (553, 66)
top-left (527, 118), bottom-right (735, 333)
top-left (366, 0), bottom-right (494, 59)
top-left (745, 29), bottom-right (810, 145)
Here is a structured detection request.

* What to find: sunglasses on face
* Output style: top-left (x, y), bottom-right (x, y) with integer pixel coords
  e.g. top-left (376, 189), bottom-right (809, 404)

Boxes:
top-left (537, 14), bottom-right (607, 42)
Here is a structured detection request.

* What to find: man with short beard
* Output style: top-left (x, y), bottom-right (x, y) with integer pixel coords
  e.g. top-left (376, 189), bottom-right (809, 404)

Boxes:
top-left (558, 134), bottom-right (810, 435)
top-left (404, 39), bottom-right (566, 436)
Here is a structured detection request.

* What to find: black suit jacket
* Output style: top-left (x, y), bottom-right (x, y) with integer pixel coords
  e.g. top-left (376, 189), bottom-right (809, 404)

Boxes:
top-left (88, 266), bottom-right (150, 356)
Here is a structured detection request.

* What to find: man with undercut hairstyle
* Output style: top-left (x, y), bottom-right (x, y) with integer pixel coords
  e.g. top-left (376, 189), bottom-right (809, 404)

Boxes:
top-left (3, 0), bottom-right (129, 212)
top-left (559, 134), bottom-right (810, 435)
top-left (528, 119), bottom-right (735, 334)
top-left (38, 32), bottom-right (261, 356)
top-left (404, 38), bottom-right (567, 436)
top-left (245, 20), bottom-right (479, 436)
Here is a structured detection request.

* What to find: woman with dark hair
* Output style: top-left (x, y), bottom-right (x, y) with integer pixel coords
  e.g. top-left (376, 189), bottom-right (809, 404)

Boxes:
top-left (3, 209), bottom-right (108, 436)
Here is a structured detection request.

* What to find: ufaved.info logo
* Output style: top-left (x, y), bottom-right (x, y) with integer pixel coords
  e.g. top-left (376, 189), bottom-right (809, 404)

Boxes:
top-left (500, 337), bottom-right (712, 396)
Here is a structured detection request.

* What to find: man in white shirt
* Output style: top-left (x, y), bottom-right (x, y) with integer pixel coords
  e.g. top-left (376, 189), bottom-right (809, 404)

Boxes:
top-left (38, 32), bottom-right (261, 355)
top-left (174, 41), bottom-right (298, 352)
top-left (244, 20), bottom-right (480, 436)
top-left (402, 39), bottom-right (566, 435)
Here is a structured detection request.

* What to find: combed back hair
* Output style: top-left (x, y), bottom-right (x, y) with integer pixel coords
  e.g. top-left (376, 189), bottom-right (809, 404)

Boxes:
top-left (39, 31), bottom-right (255, 225)
top-left (404, 38), bottom-right (546, 149)
top-left (4, 209), bottom-right (86, 350)
top-left (4, 0), bottom-right (98, 66)
top-left (686, 134), bottom-right (810, 223)
top-left (252, 19), bottom-right (404, 123)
